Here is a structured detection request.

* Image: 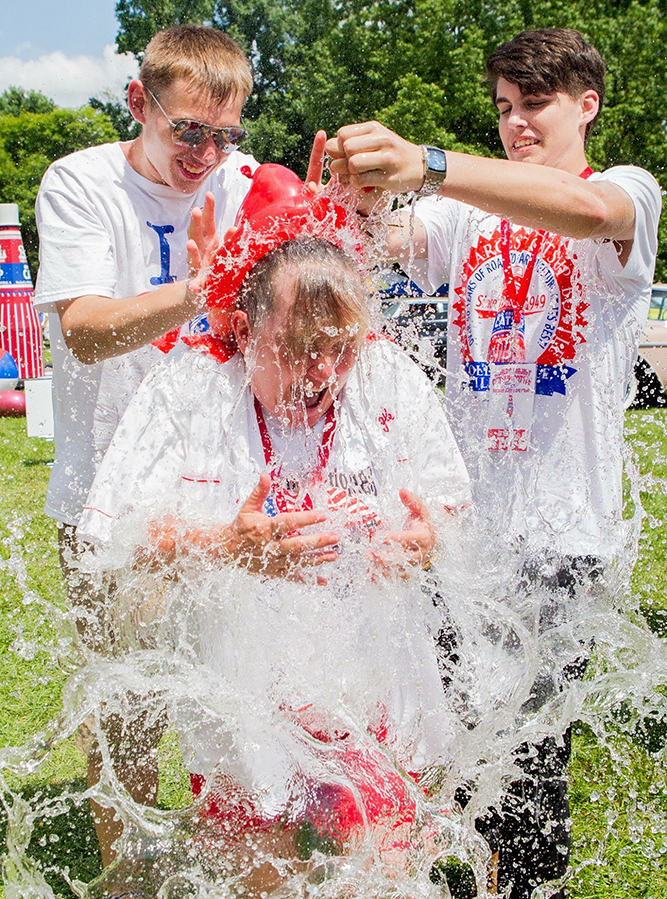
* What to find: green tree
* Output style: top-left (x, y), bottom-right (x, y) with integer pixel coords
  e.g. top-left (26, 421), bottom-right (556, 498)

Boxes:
top-left (89, 93), bottom-right (141, 141)
top-left (113, 0), bottom-right (667, 274)
top-left (116, 0), bottom-right (216, 59)
top-left (0, 107), bottom-right (118, 273)
top-left (0, 86), bottom-right (55, 116)
top-left (213, 0), bottom-right (304, 162)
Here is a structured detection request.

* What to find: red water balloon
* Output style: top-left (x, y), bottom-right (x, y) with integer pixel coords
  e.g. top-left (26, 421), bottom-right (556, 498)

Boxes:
top-left (204, 164), bottom-right (357, 314)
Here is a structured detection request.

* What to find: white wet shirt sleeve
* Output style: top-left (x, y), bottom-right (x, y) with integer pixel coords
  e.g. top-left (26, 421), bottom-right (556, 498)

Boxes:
top-left (78, 354), bottom-right (189, 558)
top-left (34, 152), bottom-right (119, 307)
top-left (582, 165), bottom-right (662, 293)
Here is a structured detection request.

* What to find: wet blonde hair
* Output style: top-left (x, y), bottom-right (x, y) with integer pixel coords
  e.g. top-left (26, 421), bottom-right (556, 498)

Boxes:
top-left (140, 24), bottom-right (253, 107)
top-left (238, 238), bottom-right (371, 356)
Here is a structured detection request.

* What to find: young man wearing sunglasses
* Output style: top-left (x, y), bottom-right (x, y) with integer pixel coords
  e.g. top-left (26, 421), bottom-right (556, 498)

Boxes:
top-left (34, 24), bottom-right (257, 533)
top-left (31, 23), bottom-right (264, 871)
top-left (325, 27), bottom-right (661, 899)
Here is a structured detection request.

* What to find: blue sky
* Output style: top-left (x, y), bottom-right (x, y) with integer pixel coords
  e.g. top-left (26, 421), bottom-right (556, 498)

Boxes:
top-left (0, 0), bottom-right (138, 107)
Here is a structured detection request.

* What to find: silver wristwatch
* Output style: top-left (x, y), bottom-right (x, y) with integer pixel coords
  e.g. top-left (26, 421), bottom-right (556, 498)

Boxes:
top-left (419, 145), bottom-right (447, 195)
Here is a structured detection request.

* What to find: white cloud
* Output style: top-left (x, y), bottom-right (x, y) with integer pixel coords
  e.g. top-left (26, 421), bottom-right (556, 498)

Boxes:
top-left (0, 44), bottom-right (138, 108)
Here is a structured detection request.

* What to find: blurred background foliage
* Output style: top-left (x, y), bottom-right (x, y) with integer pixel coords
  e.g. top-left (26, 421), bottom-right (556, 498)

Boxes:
top-left (1, 0), bottom-right (666, 276)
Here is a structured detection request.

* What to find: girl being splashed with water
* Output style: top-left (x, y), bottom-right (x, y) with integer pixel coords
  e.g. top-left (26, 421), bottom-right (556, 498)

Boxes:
top-left (77, 165), bottom-right (472, 897)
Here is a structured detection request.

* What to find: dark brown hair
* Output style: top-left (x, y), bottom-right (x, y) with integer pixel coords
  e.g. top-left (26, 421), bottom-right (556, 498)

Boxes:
top-left (139, 24), bottom-right (253, 107)
top-left (238, 238), bottom-right (370, 355)
top-left (486, 28), bottom-right (606, 141)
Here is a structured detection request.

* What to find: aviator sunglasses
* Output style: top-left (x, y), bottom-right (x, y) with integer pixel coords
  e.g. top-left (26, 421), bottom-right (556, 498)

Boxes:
top-left (146, 88), bottom-right (247, 154)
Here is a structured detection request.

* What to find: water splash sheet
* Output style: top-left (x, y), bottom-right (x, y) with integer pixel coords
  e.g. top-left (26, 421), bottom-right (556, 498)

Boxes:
top-left (1, 184), bottom-right (667, 899)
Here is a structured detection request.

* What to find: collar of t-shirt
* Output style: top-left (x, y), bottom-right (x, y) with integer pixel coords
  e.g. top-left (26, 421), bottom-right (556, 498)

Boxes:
top-left (259, 405), bottom-right (328, 481)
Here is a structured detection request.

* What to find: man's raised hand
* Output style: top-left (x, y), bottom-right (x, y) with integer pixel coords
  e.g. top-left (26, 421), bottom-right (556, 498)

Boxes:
top-left (305, 130), bottom-right (328, 194)
top-left (325, 122), bottom-right (425, 194)
top-left (186, 191), bottom-right (220, 296)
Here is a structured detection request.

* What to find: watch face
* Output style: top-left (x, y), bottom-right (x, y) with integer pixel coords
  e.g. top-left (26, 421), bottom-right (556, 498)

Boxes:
top-left (426, 147), bottom-right (447, 174)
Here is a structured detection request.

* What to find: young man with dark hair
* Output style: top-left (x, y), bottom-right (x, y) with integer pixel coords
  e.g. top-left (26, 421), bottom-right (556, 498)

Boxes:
top-left (486, 27), bottom-right (606, 140)
top-left (325, 27), bottom-right (661, 899)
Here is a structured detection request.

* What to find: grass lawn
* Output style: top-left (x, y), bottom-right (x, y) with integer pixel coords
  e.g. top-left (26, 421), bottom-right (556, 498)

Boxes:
top-left (1, 410), bottom-right (667, 897)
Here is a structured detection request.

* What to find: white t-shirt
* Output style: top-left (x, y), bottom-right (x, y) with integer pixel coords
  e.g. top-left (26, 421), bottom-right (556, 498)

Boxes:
top-left (78, 337), bottom-right (471, 811)
top-left (80, 336), bottom-right (471, 549)
top-left (411, 166), bottom-right (661, 560)
top-left (33, 142), bottom-right (258, 525)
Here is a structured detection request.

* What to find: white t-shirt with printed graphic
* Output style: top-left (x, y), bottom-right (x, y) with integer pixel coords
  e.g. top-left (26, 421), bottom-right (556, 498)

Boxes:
top-left (412, 165), bottom-right (661, 559)
top-left (78, 337), bottom-right (471, 802)
top-left (33, 142), bottom-right (258, 525)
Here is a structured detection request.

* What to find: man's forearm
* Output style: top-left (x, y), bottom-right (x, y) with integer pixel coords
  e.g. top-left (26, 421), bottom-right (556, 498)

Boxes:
top-left (58, 280), bottom-right (204, 364)
top-left (440, 151), bottom-right (635, 240)
top-left (328, 123), bottom-right (636, 242)
top-left (377, 156), bottom-right (635, 265)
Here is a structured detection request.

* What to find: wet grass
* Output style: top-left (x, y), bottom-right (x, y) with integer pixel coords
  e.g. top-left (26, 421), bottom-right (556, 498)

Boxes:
top-left (569, 722), bottom-right (667, 899)
top-left (626, 408), bottom-right (667, 635)
top-left (0, 419), bottom-right (191, 896)
top-left (569, 408), bottom-right (667, 899)
top-left (1, 411), bottom-right (667, 897)
top-left (0, 417), bottom-right (92, 896)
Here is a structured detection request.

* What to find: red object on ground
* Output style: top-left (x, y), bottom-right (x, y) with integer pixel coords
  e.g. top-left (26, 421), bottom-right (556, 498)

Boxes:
top-left (0, 204), bottom-right (44, 380)
top-left (189, 714), bottom-right (418, 847)
top-left (0, 389), bottom-right (26, 417)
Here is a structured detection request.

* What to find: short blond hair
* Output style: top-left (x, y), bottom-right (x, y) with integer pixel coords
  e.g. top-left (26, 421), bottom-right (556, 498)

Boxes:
top-left (139, 24), bottom-right (253, 107)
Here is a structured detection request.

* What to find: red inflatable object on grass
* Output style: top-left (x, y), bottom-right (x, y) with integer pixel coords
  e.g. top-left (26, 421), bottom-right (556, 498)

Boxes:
top-left (0, 389), bottom-right (26, 417)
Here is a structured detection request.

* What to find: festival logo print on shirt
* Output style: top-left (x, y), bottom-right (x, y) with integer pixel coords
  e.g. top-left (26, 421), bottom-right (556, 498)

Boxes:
top-left (264, 474), bottom-right (382, 543)
top-left (451, 224), bottom-right (588, 452)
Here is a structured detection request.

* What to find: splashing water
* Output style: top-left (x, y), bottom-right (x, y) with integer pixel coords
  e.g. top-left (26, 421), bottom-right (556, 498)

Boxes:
top-left (1, 195), bottom-right (667, 899)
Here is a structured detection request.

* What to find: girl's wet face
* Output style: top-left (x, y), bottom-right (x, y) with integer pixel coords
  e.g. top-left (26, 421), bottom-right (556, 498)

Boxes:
top-left (233, 270), bottom-right (365, 428)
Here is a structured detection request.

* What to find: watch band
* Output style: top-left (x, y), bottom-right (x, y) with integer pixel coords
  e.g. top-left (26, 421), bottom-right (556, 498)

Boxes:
top-left (419, 145), bottom-right (447, 196)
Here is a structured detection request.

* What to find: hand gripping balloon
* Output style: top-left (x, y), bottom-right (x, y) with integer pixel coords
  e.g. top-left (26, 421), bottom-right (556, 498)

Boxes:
top-left (197, 164), bottom-right (360, 357)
